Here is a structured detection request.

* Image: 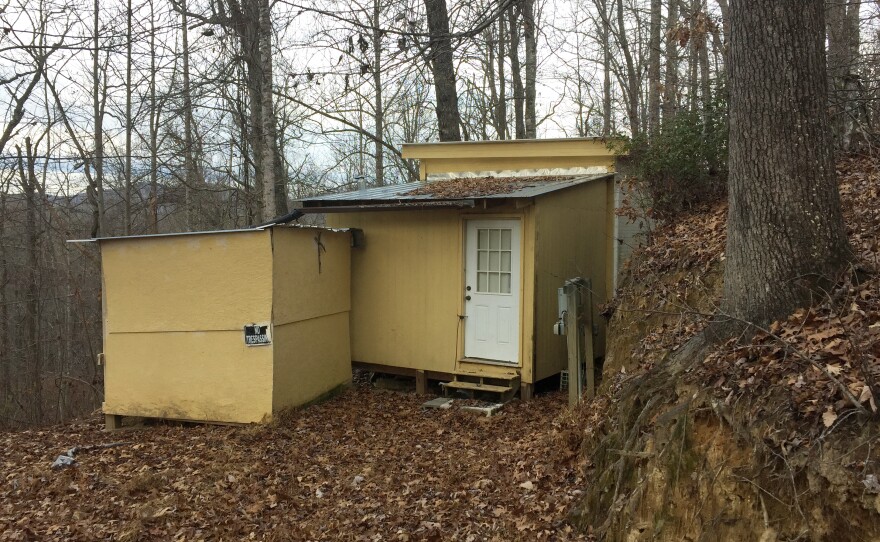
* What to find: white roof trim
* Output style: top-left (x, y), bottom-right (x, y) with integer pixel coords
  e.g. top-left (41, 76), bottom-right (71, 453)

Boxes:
top-left (425, 166), bottom-right (609, 182)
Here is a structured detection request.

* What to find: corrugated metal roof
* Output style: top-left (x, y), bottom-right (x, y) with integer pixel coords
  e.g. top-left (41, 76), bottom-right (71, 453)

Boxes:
top-left (299, 173), bottom-right (612, 205)
top-left (67, 224), bottom-right (350, 243)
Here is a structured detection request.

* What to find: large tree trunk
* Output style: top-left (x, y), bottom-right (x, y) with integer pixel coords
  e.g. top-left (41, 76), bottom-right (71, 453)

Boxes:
top-left (424, 0), bottom-right (461, 141)
top-left (522, 0), bottom-right (537, 139)
top-left (721, 0), bottom-right (850, 329)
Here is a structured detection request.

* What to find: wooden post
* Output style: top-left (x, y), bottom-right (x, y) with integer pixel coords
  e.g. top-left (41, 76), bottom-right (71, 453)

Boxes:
top-left (520, 382), bottom-right (534, 401)
top-left (564, 282), bottom-right (581, 406)
top-left (582, 279), bottom-right (596, 399)
top-left (415, 370), bottom-right (428, 395)
top-left (104, 414), bottom-right (123, 431)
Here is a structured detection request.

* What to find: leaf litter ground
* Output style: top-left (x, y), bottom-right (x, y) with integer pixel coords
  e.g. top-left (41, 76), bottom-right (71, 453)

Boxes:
top-left (1, 382), bottom-right (588, 541)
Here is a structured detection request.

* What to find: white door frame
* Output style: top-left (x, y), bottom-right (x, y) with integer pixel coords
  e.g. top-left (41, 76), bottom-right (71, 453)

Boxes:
top-left (463, 218), bottom-right (521, 364)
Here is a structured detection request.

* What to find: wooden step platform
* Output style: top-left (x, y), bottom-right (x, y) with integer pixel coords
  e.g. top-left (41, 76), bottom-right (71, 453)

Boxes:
top-left (441, 380), bottom-right (513, 394)
top-left (440, 372), bottom-right (521, 401)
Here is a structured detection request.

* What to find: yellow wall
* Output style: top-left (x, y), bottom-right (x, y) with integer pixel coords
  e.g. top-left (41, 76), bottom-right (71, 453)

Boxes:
top-left (326, 206), bottom-right (536, 381)
top-left (272, 313), bottom-right (351, 410)
top-left (101, 226), bottom-right (353, 424)
top-left (532, 178), bottom-right (611, 381)
top-left (103, 331), bottom-right (274, 423)
top-left (271, 228), bottom-right (352, 410)
top-left (272, 227), bottom-right (350, 325)
top-left (103, 231), bottom-right (273, 333)
top-left (401, 138), bottom-right (621, 180)
top-left (102, 231), bottom-right (275, 423)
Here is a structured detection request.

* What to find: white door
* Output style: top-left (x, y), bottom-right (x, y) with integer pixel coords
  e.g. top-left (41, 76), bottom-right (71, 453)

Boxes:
top-left (464, 219), bottom-right (521, 364)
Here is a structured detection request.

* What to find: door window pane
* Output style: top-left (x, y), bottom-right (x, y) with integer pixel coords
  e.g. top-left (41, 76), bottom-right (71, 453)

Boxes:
top-left (478, 251), bottom-right (488, 271)
top-left (478, 272), bottom-right (488, 292)
top-left (501, 230), bottom-right (511, 250)
top-left (488, 273), bottom-right (500, 292)
top-left (489, 251), bottom-right (500, 272)
top-left (501, 251), bottom-right (511, 272)
top-left (474, 226), bottom-right (514, 294)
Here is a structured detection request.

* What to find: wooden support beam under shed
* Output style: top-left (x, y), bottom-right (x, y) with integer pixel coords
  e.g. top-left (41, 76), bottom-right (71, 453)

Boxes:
top-left (104, 414), bottom-right (123, 431)
top-left (415, 370), bottom-right (428, 395)
top-left (520, 382), bottom-right (534, 401)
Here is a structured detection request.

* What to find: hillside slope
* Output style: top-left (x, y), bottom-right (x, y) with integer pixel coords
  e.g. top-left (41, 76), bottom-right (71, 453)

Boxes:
top-left (571, 155), bottom-right (880, 541)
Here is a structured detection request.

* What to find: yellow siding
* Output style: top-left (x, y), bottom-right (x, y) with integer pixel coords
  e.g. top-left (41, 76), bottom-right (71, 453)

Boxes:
top-left (103, 231), bottom-right (273, 333)
top-left (272, 313), bottom-right (351, 411)
top-left (327, 210), bottom-right (462, 373)
top-left (401, 139), bottom-right (621, 180)
top-left (271, 228), bottom-right (352, 411)
top-left (101, 232), bottom-right (275, 423)
top-left (326, 207), bottom-right (534, 379)
top-left (103, 331), bottom-right (273, 423)
top-left (272, 227), bottom-right (351, 325)
top-left (533, 179), bottom-right (611, 381)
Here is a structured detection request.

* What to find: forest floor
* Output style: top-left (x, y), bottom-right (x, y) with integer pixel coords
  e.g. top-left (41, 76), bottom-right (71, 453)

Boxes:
top-left (1, 379), bottom-right (589, 541)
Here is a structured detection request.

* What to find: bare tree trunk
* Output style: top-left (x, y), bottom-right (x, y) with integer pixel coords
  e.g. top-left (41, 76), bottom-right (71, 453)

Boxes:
top-left (0, 185), bottom-right (7, 413)
top-left (616, 0), bottom-right (640, 136)
top-left (258, 0), bottom-right (279, 219)
top-left (497, 13), bottom-right (507, 139)
top-left (663, 0), bottom-right (680, 126)
top-left (124, 0), bottom-right (132, 235)
top-left (508, 4), bottom-right (525, 139)
top-left (92, 0), bottom-right (106, 237)
top-left (17, 139), bottom-right (42, 424)
top-left (148, 0), bottom-right (159, 234)
top-left (522, 0), bottom-right (537, 139)
top-left (372, 0), bottom-right (384, 186)
top-left (182, 1), bottom-right (196, 231)
top-left (827, 0), bottom-right (861, 151)
top-left (720, 0), bottom-right (850, 330)
top-left (424, 0), bottom-right (462, 141)
top-left (595, 0), bottom-right (611, 135)
top-left (647, 0), bottom-right (662, 138)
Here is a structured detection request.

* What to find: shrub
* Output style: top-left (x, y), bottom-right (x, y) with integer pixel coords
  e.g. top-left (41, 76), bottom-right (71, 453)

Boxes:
top-left (626, 101), bottom-right (728, 219)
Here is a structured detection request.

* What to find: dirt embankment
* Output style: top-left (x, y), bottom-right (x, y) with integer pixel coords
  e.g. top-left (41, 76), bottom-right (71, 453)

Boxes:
top-left (568, 156), bottom-right (880, 541)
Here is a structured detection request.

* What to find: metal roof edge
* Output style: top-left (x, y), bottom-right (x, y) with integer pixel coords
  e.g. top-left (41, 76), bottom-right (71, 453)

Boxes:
top-left (66, 223), bottom-right (349, 243)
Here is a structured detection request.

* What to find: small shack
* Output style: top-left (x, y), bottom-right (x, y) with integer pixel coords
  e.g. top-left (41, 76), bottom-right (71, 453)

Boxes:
top-left (85, 225), bottom-right (352, 427)
top-left (297, 138), bottom-right (622, 399)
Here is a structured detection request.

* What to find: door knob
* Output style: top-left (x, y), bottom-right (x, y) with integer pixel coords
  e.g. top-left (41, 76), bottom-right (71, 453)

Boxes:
top-left (466, 285), bottom-right (472, 291)
top-left (465, 295), bottom-right (471, 301)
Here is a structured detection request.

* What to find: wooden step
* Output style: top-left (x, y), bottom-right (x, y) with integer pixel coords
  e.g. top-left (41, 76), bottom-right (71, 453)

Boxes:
top-left (440, 380), bottom-right (513, 394)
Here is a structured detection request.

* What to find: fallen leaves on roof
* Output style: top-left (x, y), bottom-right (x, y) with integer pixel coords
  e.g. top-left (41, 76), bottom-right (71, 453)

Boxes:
top-left (1, 383), bottom-right (589, 541)
top-left (404, 175), bottom-right (575, 199)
